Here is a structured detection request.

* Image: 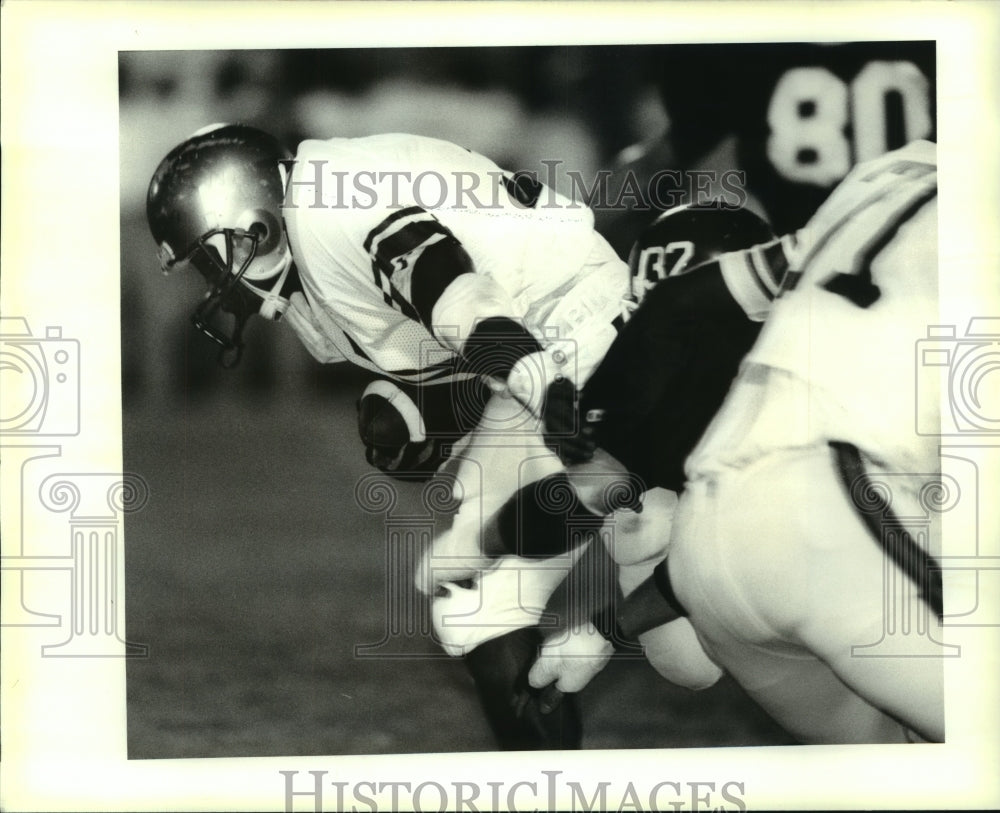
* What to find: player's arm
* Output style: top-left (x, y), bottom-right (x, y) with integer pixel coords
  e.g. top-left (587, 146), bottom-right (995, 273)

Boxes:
top-left (365, 208), bottom-right (541, 384)
top-left (545, 258), bottom-right (760, 470)
top-left (715, 233), bottom-right (798, 320)
top-left (544, 235), bottom-right (797, 476)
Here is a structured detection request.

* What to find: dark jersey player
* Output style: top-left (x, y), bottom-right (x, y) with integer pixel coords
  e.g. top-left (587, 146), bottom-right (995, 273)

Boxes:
top-left (595, 40), bottom-right (935, 258)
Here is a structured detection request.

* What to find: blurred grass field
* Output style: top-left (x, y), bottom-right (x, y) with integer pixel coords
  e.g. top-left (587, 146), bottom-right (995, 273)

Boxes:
top-left (124, 389), bottom-right (793, 758)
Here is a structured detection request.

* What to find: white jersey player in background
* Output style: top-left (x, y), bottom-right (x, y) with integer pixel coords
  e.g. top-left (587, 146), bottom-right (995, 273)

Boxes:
top-left (146, 125), bottom-right (629, 749)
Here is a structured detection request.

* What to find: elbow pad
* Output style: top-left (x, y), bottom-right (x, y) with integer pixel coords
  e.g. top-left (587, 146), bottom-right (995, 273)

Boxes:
top-left (461, 316), bottom-right (543, 382)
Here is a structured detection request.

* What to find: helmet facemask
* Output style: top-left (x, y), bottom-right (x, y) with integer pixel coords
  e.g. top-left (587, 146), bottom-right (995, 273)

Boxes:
top-left (163, 223), bottom-right (291, 369)
top-left (190, 227), bottom-right (259, 368)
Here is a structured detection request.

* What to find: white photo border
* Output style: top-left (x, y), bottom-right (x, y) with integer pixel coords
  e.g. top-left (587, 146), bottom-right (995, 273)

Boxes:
top-left (2, 1), bottom-right (998, 810)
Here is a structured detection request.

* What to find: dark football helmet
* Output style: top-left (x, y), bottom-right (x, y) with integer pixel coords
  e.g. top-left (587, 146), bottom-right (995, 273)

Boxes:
top-left (146, 123), bottom-right (294, 366)
top-left (627, 203), bottom-right (775, 305)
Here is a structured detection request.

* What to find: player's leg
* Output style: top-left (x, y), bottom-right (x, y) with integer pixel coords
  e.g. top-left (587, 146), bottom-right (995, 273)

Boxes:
top-left (685, 612), bottom-right (911, 743)
top-left (671, 490), bottom-right (911, 743)
top-left (610, 492), bottom-right (726, 691)
top-left (464, 626), bottom-right (582, 750)
top-left (787, 446), bottom-right (945, 741)
top-left (359, 380), bottom-right (585, 749)
top-left (525, 539), bottom-right (618, 698)
top-left (670, 447), bottom-right (941, 743)
top-left (422, 391), bottom-right (607, 750)
top-left (430, 507), bottom-right (618, 722)
top-left (417, 390), bottom-right (567, 589)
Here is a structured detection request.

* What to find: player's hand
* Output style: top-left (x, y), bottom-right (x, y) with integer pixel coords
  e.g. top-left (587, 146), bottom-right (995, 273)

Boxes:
top-left (540, 377), bottom-right (597, 465)
top-left (512, 679), bottom-right (566, 717)
top-left (527, 622), bottom-right (614, 695)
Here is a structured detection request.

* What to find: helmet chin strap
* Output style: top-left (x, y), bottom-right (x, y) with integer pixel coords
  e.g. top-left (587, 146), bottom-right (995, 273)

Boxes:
top-left (246, 246), bottom-right (294, 321)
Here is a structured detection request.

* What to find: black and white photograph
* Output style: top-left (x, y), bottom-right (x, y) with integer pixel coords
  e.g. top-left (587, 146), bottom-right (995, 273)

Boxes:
top-left (2, 2), bottom-right (999, 811)
top-left (121, 39), bottom-right (946, 757)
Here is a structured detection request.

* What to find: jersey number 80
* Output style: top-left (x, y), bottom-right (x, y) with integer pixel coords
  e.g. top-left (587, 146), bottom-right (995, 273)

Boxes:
top-left (766, 61), bottom-right (932, 187)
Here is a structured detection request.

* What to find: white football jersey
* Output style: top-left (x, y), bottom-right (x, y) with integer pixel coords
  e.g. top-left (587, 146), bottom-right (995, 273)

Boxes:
top-left (688, 140), bottom-right (939, 478)
top-left (281, 133), bottom-right (624, 383)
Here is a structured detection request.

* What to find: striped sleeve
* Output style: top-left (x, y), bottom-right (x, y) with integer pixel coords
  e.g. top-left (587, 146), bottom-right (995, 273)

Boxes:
top-left (364, 206), bottom-right (457, 322)
top-left (717, 233), bottom-right (800, 321)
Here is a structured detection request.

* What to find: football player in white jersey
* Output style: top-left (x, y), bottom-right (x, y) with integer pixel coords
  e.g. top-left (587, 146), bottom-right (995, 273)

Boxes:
top-left (544, 140), bottom-right (944, 743)
top-left (677, 139), bottom-right (942, 743)
top-left (146, 124), bottom-right (632, 749)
